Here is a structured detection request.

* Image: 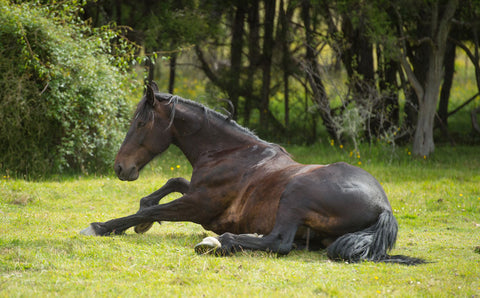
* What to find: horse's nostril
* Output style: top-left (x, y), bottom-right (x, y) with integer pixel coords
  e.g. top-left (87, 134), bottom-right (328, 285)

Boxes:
top-left (114, 163), bottom-right (123, 175)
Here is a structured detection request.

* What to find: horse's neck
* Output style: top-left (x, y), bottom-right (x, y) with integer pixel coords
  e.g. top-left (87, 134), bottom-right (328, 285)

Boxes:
top-left (171, 104), bottom-right (260, 166)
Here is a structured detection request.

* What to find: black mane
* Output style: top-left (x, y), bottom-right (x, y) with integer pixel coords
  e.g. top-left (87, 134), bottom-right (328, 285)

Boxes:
top-left (133, 92), bottom-right (289, 155)
top-left (153, 93), bottom-right (262, 141)
top-left (134, 97), bottom-right (154, 124)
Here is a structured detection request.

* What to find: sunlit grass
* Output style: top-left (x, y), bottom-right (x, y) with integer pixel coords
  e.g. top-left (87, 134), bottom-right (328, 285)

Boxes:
top-left (1, 143), bottom-right (479, 296)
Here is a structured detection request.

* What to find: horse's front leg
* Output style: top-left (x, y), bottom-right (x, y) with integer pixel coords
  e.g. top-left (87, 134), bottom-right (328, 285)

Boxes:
top-left (138, 177), bottom-right (190, 209)
top-left (80, 193), bottom-right (205, 236)
top-left (134, 177), bottom-right (190, 234)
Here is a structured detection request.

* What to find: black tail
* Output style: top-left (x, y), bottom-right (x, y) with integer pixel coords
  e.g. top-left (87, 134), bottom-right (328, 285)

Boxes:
top-left (327, 210), bottom-right (425, 265)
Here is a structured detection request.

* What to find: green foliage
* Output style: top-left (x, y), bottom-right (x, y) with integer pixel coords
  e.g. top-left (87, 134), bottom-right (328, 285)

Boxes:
top-left (0, 0), bottom-right (138, 177)
top-left (143, 1), bottom-right (212, 51)
top-left (333, 103), bottom-right (367, 151)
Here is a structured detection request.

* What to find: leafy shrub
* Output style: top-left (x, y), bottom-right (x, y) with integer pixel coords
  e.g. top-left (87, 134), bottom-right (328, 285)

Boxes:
top-left (0, 1), bottom-right (138, 177)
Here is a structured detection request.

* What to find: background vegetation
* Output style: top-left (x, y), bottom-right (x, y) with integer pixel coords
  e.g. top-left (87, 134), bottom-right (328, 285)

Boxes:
top-left (83, 0), bottom-right (480, 157)
top-left (0, 0), bottom-right (139, 176)
top-left (1, 0), bottom-right (479, 177)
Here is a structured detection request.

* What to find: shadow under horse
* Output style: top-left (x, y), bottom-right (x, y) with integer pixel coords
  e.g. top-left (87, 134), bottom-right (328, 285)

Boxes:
top-left (81, 82), bottom-right (424, 265)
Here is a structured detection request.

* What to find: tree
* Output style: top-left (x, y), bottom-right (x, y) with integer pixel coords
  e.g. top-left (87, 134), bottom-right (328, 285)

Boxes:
top-left (83, 0), bottom-right (477, 148)
top-left (450, 0), bottom-right (480, 136)
top-left (395, 0), bottom-right (459, 156)
top-left (83, 0), bottom-right (213, 87)
top-left (301, 0), bottom-right (337, 140)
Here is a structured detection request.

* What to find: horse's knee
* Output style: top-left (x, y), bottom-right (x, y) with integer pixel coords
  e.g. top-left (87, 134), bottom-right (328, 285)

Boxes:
top-left (139, 196), bottom-right (152, 209)
top-left (166, 177), bottom-right (190, 193)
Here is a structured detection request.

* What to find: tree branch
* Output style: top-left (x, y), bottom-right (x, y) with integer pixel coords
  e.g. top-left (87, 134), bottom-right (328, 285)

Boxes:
top-left (451, 38), bottom-right (477, 66)
top-left (448, 93), bottom-right (480, 117)
top-left (393, 5), bottom-right (425, 102)
top-left (194, 45), bottom-right (223, 89)
top-left (399, 54), bottom-right (424, 102)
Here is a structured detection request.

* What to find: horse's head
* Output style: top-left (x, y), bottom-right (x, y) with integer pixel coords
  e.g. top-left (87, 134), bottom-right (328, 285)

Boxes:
top-left (114, 82), bottom-right (173, 181)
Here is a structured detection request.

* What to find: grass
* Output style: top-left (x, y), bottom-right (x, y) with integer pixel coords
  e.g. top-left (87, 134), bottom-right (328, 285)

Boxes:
top-left (1, 144), bottom-right (480, 297)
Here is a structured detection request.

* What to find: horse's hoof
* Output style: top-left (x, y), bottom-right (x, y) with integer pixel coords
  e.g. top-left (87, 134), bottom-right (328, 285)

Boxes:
top-left (134, 222), bottom-right (154, 234)
top-left (80, 224), bottom-right (98, 236)
top-left (194, 236), bottom-right (221, 255)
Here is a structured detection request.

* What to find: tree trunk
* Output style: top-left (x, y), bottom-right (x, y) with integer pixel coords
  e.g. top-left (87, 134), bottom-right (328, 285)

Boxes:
top-left (376, 46), bottom-right (400, 135)
top-left (411, 0), bottom-right (458, 157)
top-left (168, 52), bottom-right (177, 94)
top-left (244, 1), bottom-right (260, 127)
top-left (229, 3), bottom-right (246, 119)
top-left (413, 71), bottom-right (441, 156)
top-left (259, 0), bottom-right (276, 129)
top-left (472, 106), bottom-right (480, 134)
top-left (279, 0), bottom-right (289, 128)
top-left (301, 0), bottom-right (337, 140)
top-left (146, 56), bottom-right (155, 85)
top-left (437, 40), bottom-right (456, 134)
top-left (404, 8), bottom-right (431, 133)
top-left (340, 7), bottom-right (374, 92)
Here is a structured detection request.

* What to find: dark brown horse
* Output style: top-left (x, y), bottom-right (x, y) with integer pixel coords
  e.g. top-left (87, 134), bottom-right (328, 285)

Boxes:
top-left (80, 83), bottom-right (424, 265)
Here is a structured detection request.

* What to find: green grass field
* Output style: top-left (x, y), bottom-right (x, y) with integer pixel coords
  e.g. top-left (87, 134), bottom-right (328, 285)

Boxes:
top-left (1, 144), bottom-right (479, 297)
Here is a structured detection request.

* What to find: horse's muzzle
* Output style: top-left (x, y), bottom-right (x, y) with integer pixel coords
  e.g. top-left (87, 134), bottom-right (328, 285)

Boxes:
top-left (114, 162), bottom-right (139, 181)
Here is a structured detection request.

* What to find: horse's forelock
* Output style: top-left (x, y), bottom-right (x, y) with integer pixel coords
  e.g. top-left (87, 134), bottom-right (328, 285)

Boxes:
top-left (134, 97), bottom-right (154, 123)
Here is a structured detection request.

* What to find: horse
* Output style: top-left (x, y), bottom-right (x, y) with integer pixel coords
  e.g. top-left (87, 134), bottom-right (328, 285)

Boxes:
top-left (80, 82), bottom-right (424, 265)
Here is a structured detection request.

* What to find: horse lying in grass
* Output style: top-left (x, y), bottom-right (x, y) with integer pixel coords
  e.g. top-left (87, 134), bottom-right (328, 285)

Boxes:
top-left (80, 82), bottom-right (424, 265)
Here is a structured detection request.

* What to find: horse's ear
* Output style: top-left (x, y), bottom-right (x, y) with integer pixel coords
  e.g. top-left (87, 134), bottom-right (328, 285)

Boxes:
top-left (150, 81), bottom-right (159, 93)
top-left (146, 84), bottom-right (156, 107)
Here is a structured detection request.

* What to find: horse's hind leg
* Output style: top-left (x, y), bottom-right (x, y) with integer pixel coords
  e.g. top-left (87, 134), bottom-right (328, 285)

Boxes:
top-left (134, 177), bottom-right (190, 233)
top-left (195, 224), bottom-right (299, 256)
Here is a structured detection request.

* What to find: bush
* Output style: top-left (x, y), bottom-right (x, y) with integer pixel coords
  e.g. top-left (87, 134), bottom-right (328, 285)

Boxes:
top-left (0, 1), bottom-right (138, 177)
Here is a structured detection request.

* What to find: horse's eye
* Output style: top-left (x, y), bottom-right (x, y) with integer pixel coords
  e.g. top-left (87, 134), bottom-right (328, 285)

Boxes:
top-left (137, 121), bottom-right (146, 128)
